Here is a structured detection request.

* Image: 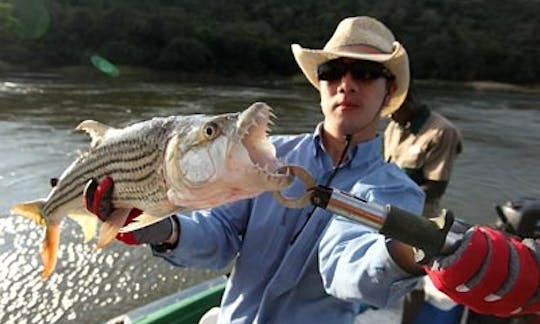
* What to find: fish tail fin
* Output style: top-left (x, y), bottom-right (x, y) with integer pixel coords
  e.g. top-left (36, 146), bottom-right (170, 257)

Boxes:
top-left (41, 223), bottom-right (60, 279)
top-left (10, 200), bottom-right (60, 279)
top-left (10, 199), bottom-right (47, 225)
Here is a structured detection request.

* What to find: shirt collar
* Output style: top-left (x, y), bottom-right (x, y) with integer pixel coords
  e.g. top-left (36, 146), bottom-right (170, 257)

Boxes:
top-left (312, 123), bottom-right (382, 170)
top-left (312, 122), bottom-right (324, 157)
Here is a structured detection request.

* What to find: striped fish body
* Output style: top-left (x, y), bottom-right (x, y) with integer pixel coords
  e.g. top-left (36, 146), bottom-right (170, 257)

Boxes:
top-left (44, 116), bottom-right (182, 226)
top-left (11, 102), bottom-right (292, 278)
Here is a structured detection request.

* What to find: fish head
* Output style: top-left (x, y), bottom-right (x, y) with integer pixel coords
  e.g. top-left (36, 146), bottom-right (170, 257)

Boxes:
top-left (164, 102), bottom-right (293, 208)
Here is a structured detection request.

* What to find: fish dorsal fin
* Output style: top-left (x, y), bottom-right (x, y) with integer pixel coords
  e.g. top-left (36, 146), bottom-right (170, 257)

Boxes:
top-left (76, 120), bottom-right (115, 147)
top-left (67, 208), bottom-right (99, 243)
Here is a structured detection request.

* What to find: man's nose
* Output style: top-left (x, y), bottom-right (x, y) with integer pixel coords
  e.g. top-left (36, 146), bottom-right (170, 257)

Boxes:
top-left (337, 72), bottom-right (358, 93)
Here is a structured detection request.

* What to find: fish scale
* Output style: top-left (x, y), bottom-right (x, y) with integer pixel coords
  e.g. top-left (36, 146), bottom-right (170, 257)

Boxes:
top-left (43, 135), bottom-right (168, 217)
top-left (44, 148), bottom-right (165, 217)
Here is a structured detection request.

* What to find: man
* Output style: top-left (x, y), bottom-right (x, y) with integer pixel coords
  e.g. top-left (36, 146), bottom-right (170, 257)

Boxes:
top-left (384, 89), bottom-right (463, 323)
top-left (384, 88), bottom-right (462, 219)
top-left (86, 16), bottom-right (426, 323)
top-left (84, 16), bottom-right (540, 323)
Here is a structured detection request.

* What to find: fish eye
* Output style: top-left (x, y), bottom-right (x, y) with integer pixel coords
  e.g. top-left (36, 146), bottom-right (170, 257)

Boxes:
top-left (202, 122), bottom-right (219, 139)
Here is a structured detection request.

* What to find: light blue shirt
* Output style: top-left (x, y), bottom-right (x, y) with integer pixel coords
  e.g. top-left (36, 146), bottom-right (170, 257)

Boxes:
top-left (154, 125), bottom-right (425, 323)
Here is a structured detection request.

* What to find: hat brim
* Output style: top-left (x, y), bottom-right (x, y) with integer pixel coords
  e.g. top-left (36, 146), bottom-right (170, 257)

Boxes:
top-left (291, 42), bottom-right (409, 117)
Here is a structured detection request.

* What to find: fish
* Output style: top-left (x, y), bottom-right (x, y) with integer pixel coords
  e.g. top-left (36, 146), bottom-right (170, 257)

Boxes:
top-left (10, 102), bottom-right (292, 278)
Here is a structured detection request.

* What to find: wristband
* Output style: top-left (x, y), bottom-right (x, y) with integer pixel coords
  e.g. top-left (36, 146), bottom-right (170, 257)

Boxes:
top-left (152, 216), bottom-right (180, 252)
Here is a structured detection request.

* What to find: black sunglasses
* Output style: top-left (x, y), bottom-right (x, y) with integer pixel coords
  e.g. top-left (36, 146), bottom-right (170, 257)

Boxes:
top-left (317, 59), bottom-right (395, 82)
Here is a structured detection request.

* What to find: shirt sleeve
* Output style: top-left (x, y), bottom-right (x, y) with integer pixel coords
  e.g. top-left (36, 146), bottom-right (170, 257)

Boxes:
top-left (318, 222), bottom-right (420, 307)
top-left (423, 126), bottom-right (461, 181)
top-left (318, 179), bottom-right (425, 308)
top-left (151, 199), bottom-right (251, 269)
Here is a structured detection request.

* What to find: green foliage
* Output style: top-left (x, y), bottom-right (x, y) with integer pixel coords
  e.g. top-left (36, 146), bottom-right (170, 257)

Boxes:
top-left (0, 0), bottom-right (538, 84)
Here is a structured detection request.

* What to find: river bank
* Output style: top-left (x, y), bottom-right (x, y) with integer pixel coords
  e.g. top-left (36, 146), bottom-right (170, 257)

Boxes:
top-left (2, 61), bottom-right (540, 95)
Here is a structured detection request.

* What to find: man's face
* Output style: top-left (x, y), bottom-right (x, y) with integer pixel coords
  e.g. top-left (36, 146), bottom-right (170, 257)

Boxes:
top-left (318, 58), bottom-right (394, 139)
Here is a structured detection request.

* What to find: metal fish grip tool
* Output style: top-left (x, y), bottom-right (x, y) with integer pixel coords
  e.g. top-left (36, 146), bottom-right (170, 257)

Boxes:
top-left (273, 165), bottom-right (462, 263)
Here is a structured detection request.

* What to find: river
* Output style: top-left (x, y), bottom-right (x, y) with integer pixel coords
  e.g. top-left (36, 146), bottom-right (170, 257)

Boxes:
top-left (0, 74), bottom-right (539, 323)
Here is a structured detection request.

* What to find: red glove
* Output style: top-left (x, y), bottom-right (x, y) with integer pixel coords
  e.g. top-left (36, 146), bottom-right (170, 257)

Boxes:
top-left (425, 226), bottom-right (540, 317)
top-left (84, 177), bottom-right (177, 246)
top-left (84, 177), bottom-right (142, 244)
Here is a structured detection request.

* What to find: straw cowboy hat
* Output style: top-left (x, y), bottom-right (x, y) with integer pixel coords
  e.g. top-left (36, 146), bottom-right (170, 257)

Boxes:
top-left (291, 16), bottom-right (409, 117)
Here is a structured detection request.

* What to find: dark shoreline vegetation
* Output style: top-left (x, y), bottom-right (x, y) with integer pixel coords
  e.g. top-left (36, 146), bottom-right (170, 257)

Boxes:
top-left (1, 0), bottom-right (539, 89)
top-left (2, 63), bottom-right (539, 96)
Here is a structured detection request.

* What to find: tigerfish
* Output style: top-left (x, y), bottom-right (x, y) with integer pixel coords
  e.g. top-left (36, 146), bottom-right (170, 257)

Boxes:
top-left (11, 102), bottom-right (292, 278)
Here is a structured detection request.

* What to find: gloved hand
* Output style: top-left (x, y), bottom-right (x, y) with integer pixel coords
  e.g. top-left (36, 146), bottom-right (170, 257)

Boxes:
top-left (84, 177), bottom-right (178, 247)
top-left (425, 226), bottom-right (540, 317)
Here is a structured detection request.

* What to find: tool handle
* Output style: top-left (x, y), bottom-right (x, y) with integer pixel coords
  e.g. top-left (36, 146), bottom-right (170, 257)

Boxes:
top-left (312, 186), bottom-right (459, 262)
top-left (380, 205), bottom-right (455, 262)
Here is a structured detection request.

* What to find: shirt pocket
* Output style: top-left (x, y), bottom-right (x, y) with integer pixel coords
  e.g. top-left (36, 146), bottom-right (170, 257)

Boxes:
top-left (397, 144), bottom-right (425, 169)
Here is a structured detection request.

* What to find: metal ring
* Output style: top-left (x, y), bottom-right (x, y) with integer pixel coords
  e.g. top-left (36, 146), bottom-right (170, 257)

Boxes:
top-left (272, 165), bottom-right (316, 208)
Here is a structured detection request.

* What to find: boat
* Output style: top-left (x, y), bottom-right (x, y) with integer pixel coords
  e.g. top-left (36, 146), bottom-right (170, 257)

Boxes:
top-left (106, 276), bottom-right (226, 324)
top-left (106, 198), bottom-right (540, 324)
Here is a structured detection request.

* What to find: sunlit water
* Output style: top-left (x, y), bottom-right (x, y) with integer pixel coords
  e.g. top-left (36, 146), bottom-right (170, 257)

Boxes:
top-left (0, 75), bottom-right (539, 323)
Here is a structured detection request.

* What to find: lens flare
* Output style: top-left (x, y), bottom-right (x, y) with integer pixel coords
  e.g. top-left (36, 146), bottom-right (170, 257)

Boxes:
top-left (11, 0), bottom-right (50, 40)
top-left (90, 55), bottom-right (120, 78)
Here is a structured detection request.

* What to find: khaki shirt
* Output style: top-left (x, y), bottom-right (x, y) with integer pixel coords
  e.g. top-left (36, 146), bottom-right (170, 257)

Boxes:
top-left (384, 109), bottom-right (462, 217)
top-left (384, 110), bottom-right (461, 182)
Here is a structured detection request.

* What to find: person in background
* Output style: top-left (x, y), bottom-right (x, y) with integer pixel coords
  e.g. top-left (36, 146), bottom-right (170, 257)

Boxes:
top-left (384, 87), bottom-right (462, 219)
top-left (384, 87), bottom-right (464, 324)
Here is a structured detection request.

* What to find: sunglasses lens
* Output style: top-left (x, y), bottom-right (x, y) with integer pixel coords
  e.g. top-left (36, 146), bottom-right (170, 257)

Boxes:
top-left (317, 61), bottom-right (346, 81)
top-left (350, 61), bottom-right (393, 80)
top-left (317, 59), bottom-right (393, 82)
top-left (350, 65), bottom-right (382, 80)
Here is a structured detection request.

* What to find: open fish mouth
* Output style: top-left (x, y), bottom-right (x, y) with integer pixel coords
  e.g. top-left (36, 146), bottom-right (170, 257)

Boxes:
top-left (236, 102), bottom-right (292, 188)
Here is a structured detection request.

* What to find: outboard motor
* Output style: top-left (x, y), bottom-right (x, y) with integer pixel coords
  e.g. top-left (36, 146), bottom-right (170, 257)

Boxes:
top-left (495, 198), bottom-right (540, 239)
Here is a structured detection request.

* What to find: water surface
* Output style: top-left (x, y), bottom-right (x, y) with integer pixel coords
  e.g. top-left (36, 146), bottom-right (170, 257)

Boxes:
top-left (1, 75), bottom-right (539, 323)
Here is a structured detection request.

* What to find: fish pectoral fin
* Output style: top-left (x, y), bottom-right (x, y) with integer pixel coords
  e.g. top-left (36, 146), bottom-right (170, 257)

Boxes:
top-left (95, 208), bottom-right (131, 249)
top-left (119, 212), bottom-right (165, 233)
top-left (10, 199), bottom-right (46, 225)
top-left (76, 120), bottom-right (115, 147)
top-left (67, 209), bottom-right (99, 243)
